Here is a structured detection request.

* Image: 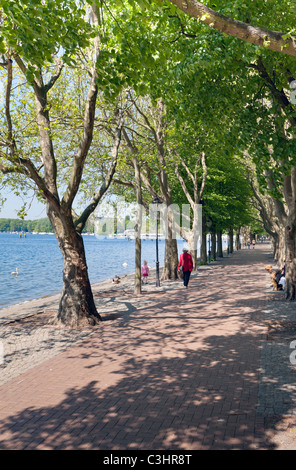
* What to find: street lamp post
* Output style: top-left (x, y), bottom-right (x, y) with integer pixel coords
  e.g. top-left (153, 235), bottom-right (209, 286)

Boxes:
top-left (152, 196), bottom-right (161, 287)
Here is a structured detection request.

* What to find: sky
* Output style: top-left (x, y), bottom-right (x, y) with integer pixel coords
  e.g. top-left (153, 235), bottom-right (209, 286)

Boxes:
top-left (0, 78), bottom-right (45, 219)
top-left (0, 189), bottom-right (128, 221)
top-left (0, 69), bottom-right (47, 220)
top-left (0, 189), bottom-right (47, 220)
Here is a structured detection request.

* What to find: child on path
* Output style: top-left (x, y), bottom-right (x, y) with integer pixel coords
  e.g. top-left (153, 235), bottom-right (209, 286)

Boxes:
top-left (141, 260), bottom-right (149, 284)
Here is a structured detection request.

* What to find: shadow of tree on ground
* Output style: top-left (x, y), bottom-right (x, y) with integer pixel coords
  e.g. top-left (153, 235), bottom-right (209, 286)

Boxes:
top-left (0, 246), bottom-right (295, 450)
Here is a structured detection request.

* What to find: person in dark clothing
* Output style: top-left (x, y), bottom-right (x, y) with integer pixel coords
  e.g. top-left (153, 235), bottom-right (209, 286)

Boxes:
top-left (178, 248), bottom-right (193, 288)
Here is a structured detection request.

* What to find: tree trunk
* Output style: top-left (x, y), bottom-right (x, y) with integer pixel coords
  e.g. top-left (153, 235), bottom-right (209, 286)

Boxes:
top-left (49, 209), bottom-right (101, 327)
top-left (200, 213), bottom-right (207, 264)
top-left (135, 235), bottom-right (142, 294)
top-left (285, 222), bottom-right (296, 300)
top-left (183, 203), bottom-right (202, 271)
top-left (190, 249), bottom-right (198, 269)
top-left (273, 226), bottom-right (286, 267)
top-left (229, 227), bottom-right (234, 253)
top-left (235, 227), bottom-right (241, 250)
top-left (241, 226), bottom-right (250, 247)
top-left (163, 239), bottom-right (178, 279)
top-left (217, 230), bottom-right (223, 257)
top-left (211, 231), bottom-right (217, 260)
top-left (133, 157), bottom-right (142, 294)
top-left (162, 207), bottom-right (178, 280)
top-left (57, 237), bottom-right (100, 326)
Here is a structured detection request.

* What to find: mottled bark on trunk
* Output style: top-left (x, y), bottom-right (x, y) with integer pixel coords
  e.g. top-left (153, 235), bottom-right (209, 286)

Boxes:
top-left (211, 232), bottom-right (217, 260)
top-left (57, 233), bottom-right (101, 326)
top-left (190, 249), bottom-right (198, 270)
top-left (235, 228), bottom-right (241, 250)
top-left (187, 210), bottom-right (202, 270)
top-left (217, 230), bottom-right (223, 258)
top-left (49, 209), bottom-right (101, 327)
top-left (200, 213), bottom-right (207, 264)
top-left (229, 228), bottom-right (234, 253)
top-left (133, 157), bottom-right (142, 295)
top-left (162, 236), bottom-right (178, 280)
top-left (285, 223), bottom-right (296, 301)
top-left (274, 227), bottom-right (286, 268)
top-left (135, 235), bottom-right (142, 294)
top-left (161, 206), bottom-right (178, 280)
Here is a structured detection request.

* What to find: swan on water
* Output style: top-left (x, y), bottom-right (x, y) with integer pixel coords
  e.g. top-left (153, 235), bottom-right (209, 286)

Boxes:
top-left (11, 268), bottom-right (18, 276)
top-left (122, 262), bottom-right (128, 267)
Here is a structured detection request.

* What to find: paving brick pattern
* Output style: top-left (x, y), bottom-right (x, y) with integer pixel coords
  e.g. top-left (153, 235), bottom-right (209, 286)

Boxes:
top-left (0, 245), bottom-right (295, 450)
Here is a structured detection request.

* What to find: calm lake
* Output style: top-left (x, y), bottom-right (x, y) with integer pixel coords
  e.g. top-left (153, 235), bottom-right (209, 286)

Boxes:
top-left (0, 232), bottom-right (191, 309)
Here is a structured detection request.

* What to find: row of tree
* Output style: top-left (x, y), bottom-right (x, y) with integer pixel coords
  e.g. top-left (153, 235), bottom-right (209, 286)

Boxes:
top-left (0, 1), bottom-right (295, 327)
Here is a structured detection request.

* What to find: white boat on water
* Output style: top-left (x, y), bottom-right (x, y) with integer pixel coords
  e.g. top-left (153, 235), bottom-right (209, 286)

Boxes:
top-left (108, 231), bottom-right (168, 240)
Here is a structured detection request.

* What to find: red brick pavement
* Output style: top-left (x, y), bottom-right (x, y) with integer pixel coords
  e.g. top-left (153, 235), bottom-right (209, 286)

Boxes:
top-left (0, 245), bottom-right (282, 450)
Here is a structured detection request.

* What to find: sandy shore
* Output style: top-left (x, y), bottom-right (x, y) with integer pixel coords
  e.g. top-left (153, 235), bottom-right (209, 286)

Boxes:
top-left (0, 266), bottom-right (202, 324)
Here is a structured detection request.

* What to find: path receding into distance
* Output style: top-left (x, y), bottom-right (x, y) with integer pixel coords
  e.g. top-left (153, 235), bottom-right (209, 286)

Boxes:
top-left (0, 244), bottom-right (296, 450)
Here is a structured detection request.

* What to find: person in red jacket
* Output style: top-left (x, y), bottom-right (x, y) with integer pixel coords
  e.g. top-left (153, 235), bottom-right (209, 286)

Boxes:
top-left (178, 247), bottom-right (193, 288)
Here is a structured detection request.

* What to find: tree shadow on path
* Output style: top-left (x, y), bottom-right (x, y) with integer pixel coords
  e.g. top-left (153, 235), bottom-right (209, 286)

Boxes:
top-left (0, 246), bottom-right (295, 450)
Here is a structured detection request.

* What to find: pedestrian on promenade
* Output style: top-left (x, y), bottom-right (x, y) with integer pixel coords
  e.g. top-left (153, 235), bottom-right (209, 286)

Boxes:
top-left (141, 260), bottom-right (149, 284)
top-left (178, 247), bottom-right (193, 289)
top-left (252, 239), bottom-right (256, 249)
top-left (247, 240), bottom-right (251, 249)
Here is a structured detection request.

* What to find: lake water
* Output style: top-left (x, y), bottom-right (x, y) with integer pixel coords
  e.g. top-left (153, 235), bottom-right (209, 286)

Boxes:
top-left (0, 232), bottom-right (193, 309)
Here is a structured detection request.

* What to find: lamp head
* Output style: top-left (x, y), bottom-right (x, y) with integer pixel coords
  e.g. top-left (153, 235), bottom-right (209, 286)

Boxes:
top-left (152, 196), bottom-right (161, 205)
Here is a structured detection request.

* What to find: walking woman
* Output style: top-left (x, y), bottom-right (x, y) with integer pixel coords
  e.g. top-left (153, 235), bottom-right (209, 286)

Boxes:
top-left (178, 247), bottom-right (193, 289)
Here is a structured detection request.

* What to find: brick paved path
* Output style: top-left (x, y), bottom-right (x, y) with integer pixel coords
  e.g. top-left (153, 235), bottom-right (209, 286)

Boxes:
top-left (0, 245), bottom-right (294, 450)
